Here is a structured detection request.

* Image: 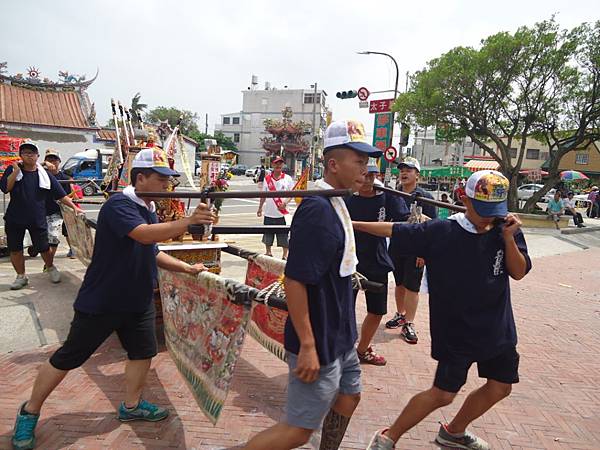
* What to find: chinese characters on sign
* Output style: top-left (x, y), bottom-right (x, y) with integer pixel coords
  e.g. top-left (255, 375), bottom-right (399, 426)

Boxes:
top-left (369, 98), bottom-right (394, 114)
top-left (372, 113), bottom-right (394, 152)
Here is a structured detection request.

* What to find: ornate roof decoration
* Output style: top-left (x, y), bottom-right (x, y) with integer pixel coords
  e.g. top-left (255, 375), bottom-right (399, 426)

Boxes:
top-left (0, 62), bottom-right (98, 92)
top-left (262, 107), bottom-right (310, 156)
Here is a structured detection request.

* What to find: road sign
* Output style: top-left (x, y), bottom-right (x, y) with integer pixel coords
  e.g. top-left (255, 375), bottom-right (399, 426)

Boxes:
top-left (384, 167), bottom-right (392, 186)
top-left (358, 87), bottom-right (370, 101)
top-left (359, 101), bottom-right (369, 108)
top-left (369, 98), bottom-right (394, 114)
top-left (384, 146), bottom-right (398, 162)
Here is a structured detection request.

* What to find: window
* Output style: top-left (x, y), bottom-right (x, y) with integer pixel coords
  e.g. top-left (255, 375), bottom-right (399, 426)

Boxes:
top-left (509, 148), bottom-right (517, 158)
top-left (303, 93), bottom-right (321, 104)
top-left (526, 148), bottom-right (540, 160)
top-left (575, 152), bottom-right (589, 165)
top-left (223, 117), bottom-right (230, 125)
top-left (540, 151), bottom-right (549, 161)
top-left (232, 117), bottom-right (240, 125)
top-left (233, 133), bottom-right (240, 143)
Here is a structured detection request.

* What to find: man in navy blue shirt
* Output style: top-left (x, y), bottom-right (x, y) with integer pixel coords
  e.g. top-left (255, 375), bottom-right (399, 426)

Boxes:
top-left (12, 148), bottom-right (216, 450)
top-left (0, 141), bottom-right (79, 290)
top-left (386, 157), bottom-right (437, 345)
top-left (345, 164), bottom-right (409, 366)
top-left (359, 171), bottom-right (532, 450)
top-left (245, 120), bottom-right (382, 450)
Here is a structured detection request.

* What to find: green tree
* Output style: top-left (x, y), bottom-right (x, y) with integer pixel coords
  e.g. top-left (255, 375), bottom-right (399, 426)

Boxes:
top-left (187, 130), bottom-right (238, 157)
top-left (144, 107), bottom-right (200, 136)
top-left (394, 18), bottom-right (600, 211)
top-left (130, 92), bottom-right (147, 125)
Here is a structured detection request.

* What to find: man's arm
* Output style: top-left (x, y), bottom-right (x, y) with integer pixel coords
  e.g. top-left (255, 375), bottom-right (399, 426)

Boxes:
top-left (352, 221), bottom-right (394, 237)
top-left (129, 204), bottom-right (215, 245)
top-left (284, 276), bottom-right (320, 383)
top-left (2, 164), bottom-right (19, 193)
top-left (502, 214), bottom-right (529, 280)
top-left (156, 251), bottom-right (207, 274)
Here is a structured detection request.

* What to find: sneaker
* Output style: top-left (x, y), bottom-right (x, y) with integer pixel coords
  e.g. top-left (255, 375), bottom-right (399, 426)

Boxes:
top-left (385, 312), bottom-right (406, 329)
top-left (400, 323), bottom-right (418, 344)
top-left (357, 346), bottom-right (387, 366)
top-left (66, 249), bottom-right (75, 258)
top-left (435, 423), bottom-right (490, 450)
top-left (12, 402), bottom-right (39, 450)
top-left (117, 399), bottom-right (169, 422)
top-left (366, 428), bottom-right (395, 450)
top-left (10, 275), bottom-right (29, 291)
top-left (46, 266), bottom-right (61, 284)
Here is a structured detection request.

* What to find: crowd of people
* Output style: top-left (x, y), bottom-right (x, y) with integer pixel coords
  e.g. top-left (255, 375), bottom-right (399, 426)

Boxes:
top-left (245, 120), bottom-right (531, 450)
top-left (12, 120), bottom-right (586, 449)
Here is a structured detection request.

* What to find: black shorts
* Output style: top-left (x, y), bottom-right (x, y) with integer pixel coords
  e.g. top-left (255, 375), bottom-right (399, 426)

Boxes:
top-left (392, 256), bottom-right (424, 292)
top-left (433, 346), bottom-right (520, 393)
top-left (62, 221), bottom-right (69, 238)
top-left (353, 271), bottom-right (389, 315)
top-left (262, 216), bottom-right (289, 248)
top-left (4, 220), bottom-right (49, 253)
top-left (49, 305), bottom-right (157, 371)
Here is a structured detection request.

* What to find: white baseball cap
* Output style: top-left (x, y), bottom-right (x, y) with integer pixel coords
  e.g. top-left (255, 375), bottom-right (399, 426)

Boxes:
top-left (132, 148), bottom-right (179, 176)
top-left (323, 120), bottom-right (382, 157)
top-left (398, 156), bottom-right (421, 172)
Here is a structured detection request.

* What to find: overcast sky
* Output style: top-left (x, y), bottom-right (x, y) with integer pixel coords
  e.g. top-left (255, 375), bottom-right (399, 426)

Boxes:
top-left (2, 1), bottom-right (596, 139)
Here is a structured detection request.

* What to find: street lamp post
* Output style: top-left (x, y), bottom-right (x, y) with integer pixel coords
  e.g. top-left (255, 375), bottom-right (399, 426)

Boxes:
top-left (357, 51), bottom-right (400, 167)
top-left (310, 82), bottom-right (318, 180)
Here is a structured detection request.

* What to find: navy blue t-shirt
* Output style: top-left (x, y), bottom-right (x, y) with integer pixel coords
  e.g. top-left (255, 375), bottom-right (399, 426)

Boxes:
top-left (284, 196), bottom-right (357, 365)
top-left (46, 171), bottom-right (72, 216)
top-left (0, 165), bottom-right (66, 228)
top-left (345, 191), bottom-right (409, 275)
top-left (391, 219), bottom-right (532, 363)
top-left (74, 193), bottom-right (159, 314)
top-left (401, 186), bottom-right (438, 219)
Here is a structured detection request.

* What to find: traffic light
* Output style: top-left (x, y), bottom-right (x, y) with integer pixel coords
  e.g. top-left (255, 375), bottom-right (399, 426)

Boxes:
top-left (400, 122), bottom-right (410, 147)
top-left (336, 90), bottom-right (358, 99)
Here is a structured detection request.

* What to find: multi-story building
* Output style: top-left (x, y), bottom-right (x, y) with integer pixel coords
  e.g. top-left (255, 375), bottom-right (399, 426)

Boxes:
top-left (216, 78), bottom-right (329, 166)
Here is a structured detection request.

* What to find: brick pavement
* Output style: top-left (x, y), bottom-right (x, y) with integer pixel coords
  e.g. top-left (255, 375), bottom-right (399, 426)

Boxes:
top-left (1, 248), bottom-right (600, 449)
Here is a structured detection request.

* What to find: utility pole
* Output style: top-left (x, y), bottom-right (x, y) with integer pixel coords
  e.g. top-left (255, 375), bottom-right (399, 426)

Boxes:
top-left (205, 113), bottom-right (208, 135)
top-left (310, 82), bottom-right (318, 179)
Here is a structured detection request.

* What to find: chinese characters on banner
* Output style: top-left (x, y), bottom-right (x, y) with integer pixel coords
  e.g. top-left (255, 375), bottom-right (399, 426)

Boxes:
top-left (369, 99), bottom-right (394, 114)
top-left (372, 113), bottom-right (394, 153)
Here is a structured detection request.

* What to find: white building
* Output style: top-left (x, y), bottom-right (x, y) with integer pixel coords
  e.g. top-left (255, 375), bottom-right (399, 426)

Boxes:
top-left (216, 78), bottom-right (329, 166)
top-left (410, 127), bottom-right (483, 166)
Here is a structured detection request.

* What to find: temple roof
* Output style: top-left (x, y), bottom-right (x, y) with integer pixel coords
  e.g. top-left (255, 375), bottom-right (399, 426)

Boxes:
top-left (0, 83), bottom-right (91, 129)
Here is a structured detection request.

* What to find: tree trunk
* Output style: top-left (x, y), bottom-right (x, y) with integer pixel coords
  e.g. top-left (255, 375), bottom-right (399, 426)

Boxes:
top-left (508, 174), bottom-right (520, 212)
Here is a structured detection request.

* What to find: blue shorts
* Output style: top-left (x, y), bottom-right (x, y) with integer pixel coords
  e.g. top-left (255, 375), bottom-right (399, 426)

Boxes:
top-left (285, 348), bottom-right (361, 430)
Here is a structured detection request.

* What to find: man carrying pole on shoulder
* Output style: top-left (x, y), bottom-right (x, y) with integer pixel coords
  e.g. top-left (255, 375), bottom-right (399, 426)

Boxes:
top-left (244, 120), bottom-right (382, 450)
top-left (11, 148), bottom-right (216, 450)
top-left (358, 170), bottom-right (531, 450)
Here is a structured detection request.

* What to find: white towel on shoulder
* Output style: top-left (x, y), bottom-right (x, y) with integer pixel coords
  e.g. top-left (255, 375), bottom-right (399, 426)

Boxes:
top-left (314, 179), bottom-right (357, 277)
top-left (16, 163), bottom-right (51, 190)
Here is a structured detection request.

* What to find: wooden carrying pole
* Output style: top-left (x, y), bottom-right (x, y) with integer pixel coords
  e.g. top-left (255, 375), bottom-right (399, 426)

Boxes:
top-left (130, 188), bottom-right (352, 200)
top-left (374, 185), bottom-right (466, 213)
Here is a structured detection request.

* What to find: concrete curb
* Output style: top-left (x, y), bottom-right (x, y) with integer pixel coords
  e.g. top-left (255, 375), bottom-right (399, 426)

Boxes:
top-left (561, 226), bottom-right (600, 235)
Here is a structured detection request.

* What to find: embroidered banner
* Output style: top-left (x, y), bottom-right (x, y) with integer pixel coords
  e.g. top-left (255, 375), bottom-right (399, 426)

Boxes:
top-left (157, 269), bottom-right (251, 424)
top-left (60, 204), bottom-right (94, 267)
top-left (244, 255), bottom-right (288, 361)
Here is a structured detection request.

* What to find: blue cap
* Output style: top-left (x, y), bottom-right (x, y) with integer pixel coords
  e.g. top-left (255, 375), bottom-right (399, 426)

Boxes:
top-left (367, 165), bottom-right (380, 173)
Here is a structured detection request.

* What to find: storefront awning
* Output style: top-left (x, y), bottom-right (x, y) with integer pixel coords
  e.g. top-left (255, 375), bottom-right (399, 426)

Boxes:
top-left (464, 159), bottom-right (500, 171)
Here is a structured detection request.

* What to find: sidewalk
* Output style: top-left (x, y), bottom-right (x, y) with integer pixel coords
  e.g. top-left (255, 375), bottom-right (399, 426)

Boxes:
top-left (1, 242), bottom-right (599, 448)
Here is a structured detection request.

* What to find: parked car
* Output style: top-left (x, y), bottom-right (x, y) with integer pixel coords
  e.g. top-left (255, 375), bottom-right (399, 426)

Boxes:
top-left (229, 164), bottom-right (248, 175)
top-left (245, 165), bottom-right (260, 177)
top-left (194, 160), bottom-right (201, 176)
top-left (517, 183), bottom-right (545, 201)
top-left (221, 163), bottom-right (231, 172)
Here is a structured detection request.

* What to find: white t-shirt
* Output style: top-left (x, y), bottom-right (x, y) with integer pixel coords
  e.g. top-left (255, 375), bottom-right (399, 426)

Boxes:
top-left (563, 198), bottom-right (576, 209)
top-left (262, 173), bottom-right (294, 218)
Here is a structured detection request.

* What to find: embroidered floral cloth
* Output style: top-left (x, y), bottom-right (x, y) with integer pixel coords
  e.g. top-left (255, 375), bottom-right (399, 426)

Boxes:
top-left (60, 204), bottom-right (94, 267)
top-left (158, 269), bottom-right (252, 424)
top-left (244, 254), bottom-right (288, 361)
